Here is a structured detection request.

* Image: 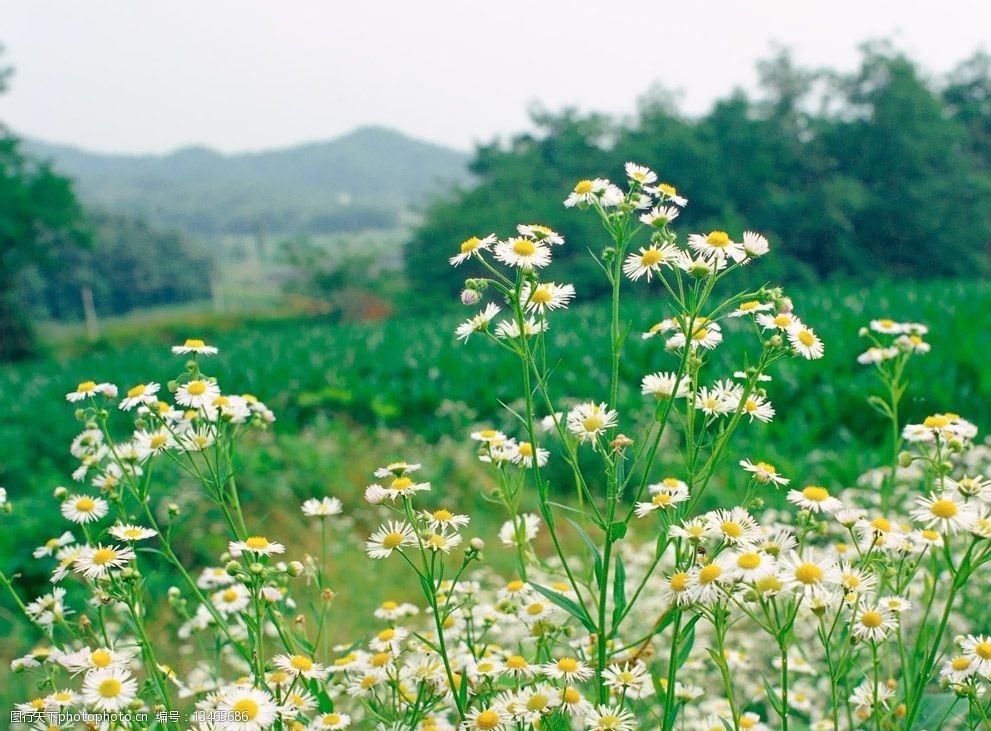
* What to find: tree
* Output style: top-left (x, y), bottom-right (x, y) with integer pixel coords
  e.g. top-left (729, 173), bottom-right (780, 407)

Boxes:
top-left (0, 48), bottom-right (90, 359)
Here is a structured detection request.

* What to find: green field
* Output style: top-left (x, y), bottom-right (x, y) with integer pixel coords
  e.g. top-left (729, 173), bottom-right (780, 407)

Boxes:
top-left (2, 277), bottom-right (988, 571)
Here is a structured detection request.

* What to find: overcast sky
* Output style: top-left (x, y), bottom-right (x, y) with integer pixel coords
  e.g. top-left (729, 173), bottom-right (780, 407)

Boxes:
top-left (1, 1), bottom-right (988, 155)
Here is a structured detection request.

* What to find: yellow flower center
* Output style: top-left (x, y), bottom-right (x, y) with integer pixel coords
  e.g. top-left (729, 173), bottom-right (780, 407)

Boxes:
top-left (706, 231), bottom-right (730, 247)
top-left (582, 415), bottom-right (604, 432)
top-left (475, 710), bottom-right (501, 729)
top-left (506, 579), bottom-right (525, 592)
top-left (699, 565), bottom-right (722, 584)
top-left (460, 237), bottom-right (481, 254)
top-left (924, 415), bottom-right (950, 428)
top-left (658, 183), bottom-right (677, 196)
top-left (46, 538), bottom-right (60, 549)
top-left (562, 687), bottom-right (581, 704)
top-left (640, 248), bottom-right (663, 266)
top-left (90, 649), bottom-right (112, 667)
top-left (975, 642), bottom-right (991, 660)
top-left (77, 381), bottom-right (97, 393)
top-left (378, 628), bottom-right (396, 641)
top-left (530, 287), bottom-right (553, 304)
top-left (506, 655), bottom-right (528, 669)
top-left (221, 589), bottom-right (239, 603)
top-left (245, 536), bottom-right (270, 550)
top-left (150, 435), bottom-right (168, 449)
top-left (794, 563), bottom-right (823, 584)
top-left (360, 675), bottom-right (377, 689)
top-left (797, 330), bottom-right (816, 347)
top-left (871, 517), bottom-right (891, 532)
top-left (737, 553), bottom-right (762, 570)
top-left (432, 509), bottom-right (454, 522)
top-left (930, 500), bottom-right (958, 519)
top-left (556, 657), bottom-right (579, 673)
top-left (526, 693), bottom-right (549, 711)
top-left (381, 600), bottom-right (398, 610)
top-left (289, 655), bottom-right (313, 671)
top-left (126, 384), bottom-right (146, 398)
top-left (722, 521), bottom-right (743, 538)
top-left (526, 602), bottom-right (545, 616)
top-left (756, 462), bottom-right (777, 475)
top-left (860, 611), bottom-right (884, 628)
top-left (98, 678), bottom-right (122, 698)
top-left (879, 319), bottom-right (895, 328)
top-left (518, 442), bottom-right (534, 457)
top-left (382, 532), bottom-right (405, 549)
top-left (76, 497), bottom-right (96, 512)
top-left (952, 656), bottom-right (972, 670)
top-left (757, 575), bottom-right (783, 593)
top-left (91, 548), bottom-right (118, 565)
top-left (479, 429), bottom-right (498, 438)
top-left (574, 180), bottom-right (594, 194)
top-left (652, 493), bottom-right (673, 506)
top-left (597, 715), bottom-right (623, 729)
top-left (512, 239), bottom-right (536, 257)
top-left (670, 572), bottom-right (690, 592)
top-left (773, 314), bottom-right (792, 327)
top-left (186, 381), bottom-right (207, 396)
top-left (921, 530), bottom-right (941, 542)
top-left (232, 698), bottom-right (259, 720)
top-left (802, 486), bottom-right (830, 502)
top-left (371, 652), bottom-right (391, 667)
top-left (738, 300), bottom-right (761, 311)
top-left (390, 477), bottom-right (413, 491)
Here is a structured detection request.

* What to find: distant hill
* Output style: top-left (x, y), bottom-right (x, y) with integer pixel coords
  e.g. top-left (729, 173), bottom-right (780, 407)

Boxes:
top-left (23, 126), bottom-right (471, 236)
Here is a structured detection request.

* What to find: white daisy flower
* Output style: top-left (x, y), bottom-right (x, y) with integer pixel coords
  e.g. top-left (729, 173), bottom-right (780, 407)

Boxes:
top-left (449, 234), bottom-right (496, 266)
top-left (171, 338), bottom-right (219, 355)
top-left (757, 312), bottom-right (802, 331)
top-left (175, 379), bottom-right (221, 409)
top-left (455, 303), bottom-right (501, 342)
top-left (65, 380), bottom-right (115, 402)
top-left (742, 230), bottom-right (770, 258)
top-left (81, 667), bottom-right (138, 711)
top-left (688, 230), bottom-right (745, 263)
top-left (301, 497), bottom-right (343, 517)
top-left (645, 181), bottom-right (688, 206)
top-left (309, 712), bottom-right (352, 729)
top-left (73, 544), bottom-right (136, 580)
top-left (584, 704), bottom-right (636, 731)
top-left (366, 521), bottom-right (416, 559)
top-left (274, 654), bottom-right (329, 680)
top-left (118, 382), bottom-right (161, 410)
top-left (642, 371), bottom-right (690, 400)
top-left (499, 513), bottom-right (540, 547)
top-left (851, 605), bottom-right (897, 643)
top-left (218, 686), bottom-right (279, 730)
top-left (739, 459), bottom-right (790, 486)
top-left (33, 531), bottom-right (75, 558)
top-left (108, 524), bottom-right (157, 542)
top-left (634, 484), bottom-right (689, 517)
top-left (566, 402), bottom-right (618, 442)
top-left (788, 324), bottom-right (825, 359)
top-left (787, 486), bottom-right (843, 513)
top-left (229, 536), bottom-right (286, 557)
top-left (639, 204), bottom-right (680, 227)
top-left (622, 243), bottom-right (679, 281)
top-left (493, 237), bottom-right (552, 269)
top-left (520, 281), bottom-right (576, 313)
top-left (911, 493), bottom-right (977, 534)
top-left (517, 223), bottom-right (564, 245)
top-left (212, 584), bottom-right (251, 614)
top-left (624, 161), bottom-right (657, 184)
top-left (729, 299), bottom-right (774, 317)
top-left (60, 494), bottom-right (109, 524)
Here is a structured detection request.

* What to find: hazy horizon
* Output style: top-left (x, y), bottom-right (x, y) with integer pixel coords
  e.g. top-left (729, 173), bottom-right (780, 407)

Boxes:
top-left (2, 0), bottom-right (989, 156)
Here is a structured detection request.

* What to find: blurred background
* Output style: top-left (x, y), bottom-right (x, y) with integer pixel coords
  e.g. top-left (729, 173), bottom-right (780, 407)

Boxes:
top-left (1, 0), bottom-right (990, 672)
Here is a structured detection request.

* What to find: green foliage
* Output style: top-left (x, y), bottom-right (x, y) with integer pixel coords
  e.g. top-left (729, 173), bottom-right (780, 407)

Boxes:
top-left (21, 210), bottom-right (212, 321)
top-left (407, 47), bottom-right (991, 310)
top-left (0, 134), bottom-right (90, 360)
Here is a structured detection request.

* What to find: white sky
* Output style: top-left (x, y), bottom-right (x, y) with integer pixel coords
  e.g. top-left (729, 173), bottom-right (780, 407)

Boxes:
top-left (1, 0), bottom-right (989, 154)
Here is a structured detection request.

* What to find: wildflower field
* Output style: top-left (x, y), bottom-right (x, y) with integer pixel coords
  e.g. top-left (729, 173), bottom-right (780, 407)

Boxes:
top-left (3, 165), bottom-right (991, 730)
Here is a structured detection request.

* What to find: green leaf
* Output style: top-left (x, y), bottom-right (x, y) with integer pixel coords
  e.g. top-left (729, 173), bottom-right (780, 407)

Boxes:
top-left (608, 521), bottom-right (628, 541)
top-left (531, 583), bottom-right (595, 632)
top-left (675, 620), bottom-right (697, 670)
top-left (912, 692), bottom-right (962, 730)
top-left (316, 689), bottom-right (335, 713)
top-left (610, 554), bottom-right (627, 633)
top-left (762, 677), bottom-right (783, 715)
top-left (565, 517), bottom-right (604, 585)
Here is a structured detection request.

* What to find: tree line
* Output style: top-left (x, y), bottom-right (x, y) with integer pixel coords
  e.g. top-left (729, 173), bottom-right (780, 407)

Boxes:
top-left (406, 44), bottom-right (991, 308)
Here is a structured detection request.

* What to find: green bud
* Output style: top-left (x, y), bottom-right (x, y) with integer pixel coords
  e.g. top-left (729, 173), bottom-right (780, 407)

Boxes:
top-left (224, 561), bottom-right (241, 576)
top-left (53, 486), bottom-right (68, 500)
top-left (898, 451), bottom-right (913, 468)
top-left (287, 561), bottom-right (304, 577)
top-left (249, 562), bottom-right (265, 575)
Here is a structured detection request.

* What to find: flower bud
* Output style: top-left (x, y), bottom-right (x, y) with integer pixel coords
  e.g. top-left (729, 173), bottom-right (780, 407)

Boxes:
top-left (470, 537), bottom-right (485, 551)
top-left (460, 288), bottom-right (481, 306)
top-left (287, 561), bottom-right (304, 577)
top-left (167, 503), bottom-right (180, 517)
top-left (249, 562), bottom-right (265, 575)
top-left (322, 588), bottom-right (336, 602)
top-left (225, 561), bottom-right (241, 576)
top-left (168, 586), bottom-right (181, 599)
top-left (53, 485), bottom-right (68, 500)
top-left (898, 451), bottom-right (913, 468)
